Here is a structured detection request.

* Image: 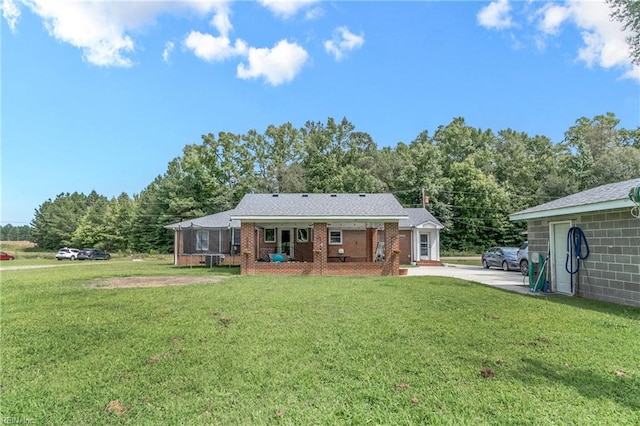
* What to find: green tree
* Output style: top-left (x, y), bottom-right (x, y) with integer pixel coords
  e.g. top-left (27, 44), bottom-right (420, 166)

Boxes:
top-left (31, 192), bottom-right (91, 249)
top-left (101, 193), bottom-right (135, 252)
top-left (490, 130), bottom-right (562, 210)
top-left (244, 123), bottom-right (305, 193)
top-left (71, 195), bottom-right (109, 249)
top-left (302, 117), bottom-right (384, 193)
top-left (564, 113), bottom-right (640, 191)
top-left (608, 0), bottom-right (640, 66)
top-left (442, 158), bottom-right (514, 251)
top-left (0, 224), bottom-right (32, 241)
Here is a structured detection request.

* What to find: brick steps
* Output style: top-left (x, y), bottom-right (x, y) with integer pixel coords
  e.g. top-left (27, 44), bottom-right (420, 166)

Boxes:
top-left (415, 260), bottom-right (444, 267)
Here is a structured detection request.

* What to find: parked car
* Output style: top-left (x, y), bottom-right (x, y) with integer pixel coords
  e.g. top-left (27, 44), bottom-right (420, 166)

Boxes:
top-left (56, 247), bottom-right (80, 260)
top-left (517, 241), bottom-right (529, 276)
top-left (0, 251), bottom-right (15, 261)
top-left (77, 248), bottom-right (111, 260)
top-left (481, 247), bottom-right (519, 271)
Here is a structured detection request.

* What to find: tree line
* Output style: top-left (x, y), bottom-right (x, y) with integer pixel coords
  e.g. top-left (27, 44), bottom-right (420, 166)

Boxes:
top-left (0, 224), bottom-right (32, 241)
top-left (28, 113), bottom-right (640, 253)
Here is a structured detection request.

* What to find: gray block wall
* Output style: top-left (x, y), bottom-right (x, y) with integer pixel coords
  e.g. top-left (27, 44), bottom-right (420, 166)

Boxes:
top-left (526, 207), bottom-right (640, 307)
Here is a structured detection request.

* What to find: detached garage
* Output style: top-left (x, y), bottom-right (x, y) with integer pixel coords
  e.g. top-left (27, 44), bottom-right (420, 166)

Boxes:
top-left (510, 178), bottom-right (640, 307)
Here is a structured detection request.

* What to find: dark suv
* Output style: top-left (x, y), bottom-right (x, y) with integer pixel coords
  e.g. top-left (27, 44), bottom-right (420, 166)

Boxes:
top-left (77, 248), bottom-right (111, 260)
top-left (517, 241), bottom-right (529, 275)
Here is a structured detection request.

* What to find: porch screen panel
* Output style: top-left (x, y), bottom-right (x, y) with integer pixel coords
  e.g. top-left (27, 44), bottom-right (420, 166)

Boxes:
top-left (220, 229), bottom-right (231, 254)
top-left (209, 230), bottom-right (220, 253)
top-left (183, 229), bottom-right (196, 254)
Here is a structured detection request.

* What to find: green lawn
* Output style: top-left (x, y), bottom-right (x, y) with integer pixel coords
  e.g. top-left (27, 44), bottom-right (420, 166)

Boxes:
top-left (1, 261), bottom-right (639, 424)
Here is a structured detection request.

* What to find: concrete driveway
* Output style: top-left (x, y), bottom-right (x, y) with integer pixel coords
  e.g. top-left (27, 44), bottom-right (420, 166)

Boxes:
top-left (407, 264), bottom-right (536, 296)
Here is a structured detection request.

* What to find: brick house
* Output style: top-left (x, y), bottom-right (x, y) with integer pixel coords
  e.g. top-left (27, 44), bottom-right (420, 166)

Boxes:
top-left (509, 178), bottom-right (640, 307)
top-left (231, 193), bottom-right (408, 276)
top-left (165, 193), bottom-right (444, 276)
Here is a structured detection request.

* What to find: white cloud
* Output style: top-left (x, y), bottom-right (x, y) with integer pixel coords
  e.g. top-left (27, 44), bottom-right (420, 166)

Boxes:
top-left (324, 27), bottom-right (364, 61)
top-left (477, 0), bottom-right (513, 30)
top-left (209, 2), bottom-right (232, 37)
top-left (2, 0), bottom-right (224, 67)
top-left (567, 0), bottom-right (632, 70)
top-left (305, 6), bottom-right (324, 21)
top-left (537, 3), bottom-right (570, 35)
top-left (1, 0), bottom-right (20, 32)
top-left (162, 41), bottom-right (174, 63)
top-left (258, 0), bottom-right (319, 19)
top-left (237, 40), bottom-right (308, 85)
top-left (184, 31), bottom-right (248, 62)
top-left (478, 0), bottom-right (638, 82)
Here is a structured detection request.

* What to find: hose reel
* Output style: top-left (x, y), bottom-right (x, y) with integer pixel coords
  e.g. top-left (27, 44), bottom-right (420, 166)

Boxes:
top-left (630, 186), bottom-right (640, 219)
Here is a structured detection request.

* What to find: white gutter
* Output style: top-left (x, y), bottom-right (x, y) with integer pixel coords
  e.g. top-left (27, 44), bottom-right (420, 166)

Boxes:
top-left (509, 199), bottom-right (632, 221)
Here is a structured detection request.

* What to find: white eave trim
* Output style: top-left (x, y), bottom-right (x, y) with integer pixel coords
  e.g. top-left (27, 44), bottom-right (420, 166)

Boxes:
top-left (414, 221), bottom-right (444, 230)
top-left (509, 199), bottom-right (632, 221)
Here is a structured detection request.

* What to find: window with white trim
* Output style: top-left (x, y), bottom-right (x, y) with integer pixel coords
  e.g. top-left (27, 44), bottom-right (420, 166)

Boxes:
top-left (328, 230), bottom-right (342, 245)
top-left (297, 228), bottom-right (309, 242)
top-left (196, 230), bottom-right (209, 251)
top-left (264, 228), bottom-right (276, 243)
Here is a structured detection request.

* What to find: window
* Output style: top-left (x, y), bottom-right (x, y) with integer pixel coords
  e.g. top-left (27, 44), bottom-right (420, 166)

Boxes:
top-left (328, 230), bottom-right (342, 245)
top-left (196, 230), bottom-right (209, 251)
top-left (297, 228), bottom-right (309, 242)
top-left (264, 228), bottom-right (275, 243)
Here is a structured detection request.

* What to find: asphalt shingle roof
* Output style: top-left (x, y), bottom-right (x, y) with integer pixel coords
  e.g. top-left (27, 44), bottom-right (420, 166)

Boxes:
top-left (232, 193), bottom-right (407, 219)
top-left (164, 209), bottom-right (239, 230)
top-left (399, 208), bottom-right (444, 228)
top-left (511, 178), bottom-right (640, 219)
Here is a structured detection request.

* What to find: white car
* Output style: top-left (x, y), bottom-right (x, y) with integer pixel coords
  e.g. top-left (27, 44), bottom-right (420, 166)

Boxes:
top-left (56, 247), bottom-right (80, 260)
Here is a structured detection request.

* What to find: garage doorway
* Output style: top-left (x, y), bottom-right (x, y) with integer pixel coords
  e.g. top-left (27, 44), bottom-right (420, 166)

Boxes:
top-left (550, 221), bottom-right (572, 295)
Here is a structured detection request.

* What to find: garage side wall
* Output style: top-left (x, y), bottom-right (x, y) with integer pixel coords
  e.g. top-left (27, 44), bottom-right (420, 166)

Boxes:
top-left (527, 207), bottom-right (640, 307)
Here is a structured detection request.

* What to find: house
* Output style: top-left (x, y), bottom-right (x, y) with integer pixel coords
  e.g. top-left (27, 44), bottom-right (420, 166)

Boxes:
top-left (509, 178), bottom-right (640, 307)
top-left (165, 193), bottom-right (445, 276)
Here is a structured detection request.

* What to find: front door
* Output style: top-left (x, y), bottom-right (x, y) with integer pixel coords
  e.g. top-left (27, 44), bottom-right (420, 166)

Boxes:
top-left (279, 229), bottom-right (293, 258)
top-left (420, 234), bottom-right (429, 259)
top-left (551, 221), bottom-right (572, 295)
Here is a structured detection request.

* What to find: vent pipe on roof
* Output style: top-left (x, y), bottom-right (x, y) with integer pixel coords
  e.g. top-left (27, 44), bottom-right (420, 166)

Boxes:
top-left (272, 194), bottom-right (279, 197)
top-left (302, 194), bottom-right (308, 197)
top-left (359, 194), bottom-right (366, 197)
top-left (330, 194), bottom-right (337, 197)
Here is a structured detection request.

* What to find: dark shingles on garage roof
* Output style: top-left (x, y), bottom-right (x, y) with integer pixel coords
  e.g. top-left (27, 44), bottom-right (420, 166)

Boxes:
top-left (232, 193), bottom-right (407, 218)
top-left (512, 178), bottom-right (640, 216)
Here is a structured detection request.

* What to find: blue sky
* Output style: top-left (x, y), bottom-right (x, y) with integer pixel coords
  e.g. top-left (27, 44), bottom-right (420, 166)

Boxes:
top-left (2, 0), bottom-right (639, 226)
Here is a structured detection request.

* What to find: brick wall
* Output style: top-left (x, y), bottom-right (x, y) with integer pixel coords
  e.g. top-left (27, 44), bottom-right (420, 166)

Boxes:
top-left (240, 222), bottom-right (256, 275)
top-left (383, 222), bottom-right (400, 276)
top-left (253, 262), bottom-right (385, 276)
top-left (327, 229), bottom-right (367, 261)
top-left (526, 207), bottom-right (640, 306)
top-left (313, 223), bottom-right (327, 275)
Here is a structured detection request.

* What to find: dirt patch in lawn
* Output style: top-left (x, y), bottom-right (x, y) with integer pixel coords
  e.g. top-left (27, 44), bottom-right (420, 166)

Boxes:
top-left (87, 276), bottom-right (227, 289)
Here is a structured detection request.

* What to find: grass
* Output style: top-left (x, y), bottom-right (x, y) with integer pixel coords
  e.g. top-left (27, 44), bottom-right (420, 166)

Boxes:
top-left (442, 257), bottom-right (481, 267)
top-left (1, 261), bottom-right (639, 424)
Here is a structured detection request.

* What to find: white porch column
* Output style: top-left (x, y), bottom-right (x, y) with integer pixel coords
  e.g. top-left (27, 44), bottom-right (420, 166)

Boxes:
top-left (412, 228), bottom-right (420, 263)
